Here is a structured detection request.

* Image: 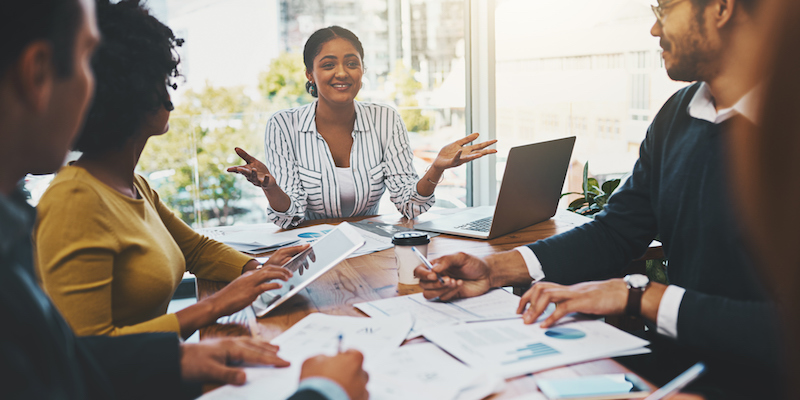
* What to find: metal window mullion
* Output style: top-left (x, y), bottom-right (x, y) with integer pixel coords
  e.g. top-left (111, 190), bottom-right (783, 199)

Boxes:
top-left (465, 0), bottom-right (497, 207)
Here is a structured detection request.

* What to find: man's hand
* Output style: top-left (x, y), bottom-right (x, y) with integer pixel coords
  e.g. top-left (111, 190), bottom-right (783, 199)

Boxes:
top-left (517, 279), bottom-right (629, 327)
top-left (413, 252), bottom-right (494, 301)
top-left (299, 350), bottom-right (369, 400)
top-left (180, 338), bottom-right (290, 385)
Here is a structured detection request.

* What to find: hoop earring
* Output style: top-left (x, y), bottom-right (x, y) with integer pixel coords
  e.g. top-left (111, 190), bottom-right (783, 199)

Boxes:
top-left (305, 81), bottom-right (318, 97)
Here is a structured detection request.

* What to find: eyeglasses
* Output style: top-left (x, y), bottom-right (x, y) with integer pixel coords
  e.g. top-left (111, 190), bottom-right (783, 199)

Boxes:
top-left (651, 0), bottom-right (688, 25)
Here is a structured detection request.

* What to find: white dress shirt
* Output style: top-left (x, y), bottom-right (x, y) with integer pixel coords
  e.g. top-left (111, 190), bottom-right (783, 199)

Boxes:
top-left (514, 81), bottom-right (759, 339)
top-left (263, 100), bottom-right (435, 228)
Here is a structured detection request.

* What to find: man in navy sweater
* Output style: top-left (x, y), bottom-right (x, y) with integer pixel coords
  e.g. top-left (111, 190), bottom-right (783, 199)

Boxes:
top-left (0, 1), bottom-right (367, 399)
top-left (417, 0), bottom-right (779, 398)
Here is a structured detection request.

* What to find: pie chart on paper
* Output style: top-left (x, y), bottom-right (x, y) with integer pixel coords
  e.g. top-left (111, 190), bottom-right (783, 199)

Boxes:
top-left (544, 327), bottom-right (586, 340)
top-left (297, 232), bottom-right (322, 239)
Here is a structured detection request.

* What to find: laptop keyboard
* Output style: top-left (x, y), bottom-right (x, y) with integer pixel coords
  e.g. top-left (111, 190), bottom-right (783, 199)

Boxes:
top-left (455, 216), bottom-right (494, 232)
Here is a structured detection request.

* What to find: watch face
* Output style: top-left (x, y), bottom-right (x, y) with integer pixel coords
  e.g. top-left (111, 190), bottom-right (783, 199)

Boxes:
top-left (627, 274), bottom-right (649, 289)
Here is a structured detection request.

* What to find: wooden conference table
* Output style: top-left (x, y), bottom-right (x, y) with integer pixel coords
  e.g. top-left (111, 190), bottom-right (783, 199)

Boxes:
top-left (197, 209), bottom-right (664, 398)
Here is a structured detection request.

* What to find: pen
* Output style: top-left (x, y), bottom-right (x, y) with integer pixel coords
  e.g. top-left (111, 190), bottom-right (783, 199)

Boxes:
top-left (337, 333), bottom-right (343, 354)
top-left (643, 362), bottom-right (706, 400)
top-left (411, 246), bottom-right (445, 284)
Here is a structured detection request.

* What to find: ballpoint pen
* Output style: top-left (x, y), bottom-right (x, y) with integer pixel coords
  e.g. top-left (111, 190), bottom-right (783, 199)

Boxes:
top-left (337, 333), bottom-right (343, 354)
top-left (644, 362), bottom-right (706, 400)
top-left (411, 246), bottom-right (445, 284)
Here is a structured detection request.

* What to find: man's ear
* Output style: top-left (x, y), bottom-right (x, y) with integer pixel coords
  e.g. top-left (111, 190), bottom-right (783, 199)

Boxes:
top-left (712, 0), bottom-right (736, 29)
top-left (13, 41), bottom-right (55, 113)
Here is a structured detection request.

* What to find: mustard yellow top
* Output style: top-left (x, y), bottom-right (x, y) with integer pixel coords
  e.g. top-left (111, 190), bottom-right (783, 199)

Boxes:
top-left (34, 165), bottom-right (253, 336)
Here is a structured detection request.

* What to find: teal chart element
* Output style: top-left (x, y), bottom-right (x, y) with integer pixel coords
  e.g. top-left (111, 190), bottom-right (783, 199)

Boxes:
top-left (298, 232), bottom-right (322, 239)
top-left (502, 342), bottom-right (560, 365)
top-left (544, 327), bottom-right (586, 340)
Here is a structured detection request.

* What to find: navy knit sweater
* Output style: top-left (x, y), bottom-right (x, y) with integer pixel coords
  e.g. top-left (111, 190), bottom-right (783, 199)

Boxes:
top-left (528, 83), bottom-right (780, 368)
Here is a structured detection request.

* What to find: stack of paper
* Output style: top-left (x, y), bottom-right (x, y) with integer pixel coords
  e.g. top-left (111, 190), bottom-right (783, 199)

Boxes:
top-left (196, 224), bottom-right (335, 255)
top-left (365, 343), bottom-right (504, 400)
top-left (199, 313), bottom-right (503, 400)
top-left (355, 289), bottom-right (531, 339)
top-left (196, 222), bottom-right (397, 258)
top-left (423, 318), bottom-right (650, 379)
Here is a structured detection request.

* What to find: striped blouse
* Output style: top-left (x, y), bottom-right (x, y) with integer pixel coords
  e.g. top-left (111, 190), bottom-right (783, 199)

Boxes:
top-left (263, 100), bottom-right (435, 228)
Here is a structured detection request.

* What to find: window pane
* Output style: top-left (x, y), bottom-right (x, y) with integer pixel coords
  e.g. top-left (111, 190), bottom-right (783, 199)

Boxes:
top-left (494, 0), bottom-right (686, 196)
top-left (134, 0), bottom-right (466, 227)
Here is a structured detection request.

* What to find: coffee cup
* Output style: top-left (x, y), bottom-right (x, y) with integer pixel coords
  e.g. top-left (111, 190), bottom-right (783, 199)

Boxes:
top-left (391, 231), bottom-right (430, 285)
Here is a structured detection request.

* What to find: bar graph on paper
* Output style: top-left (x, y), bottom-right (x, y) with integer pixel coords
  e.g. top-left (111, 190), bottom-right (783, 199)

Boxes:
top-left (501, 342), bottom-right (560, 365)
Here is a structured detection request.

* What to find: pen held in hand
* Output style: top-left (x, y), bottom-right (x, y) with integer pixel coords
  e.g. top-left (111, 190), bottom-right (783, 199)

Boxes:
top-left (411, 246), bottom-right (445, 284)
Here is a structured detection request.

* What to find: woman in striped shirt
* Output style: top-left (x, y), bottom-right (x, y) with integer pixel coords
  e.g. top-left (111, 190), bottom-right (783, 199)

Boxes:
top-left (229, 26), bottom-right (495, 228)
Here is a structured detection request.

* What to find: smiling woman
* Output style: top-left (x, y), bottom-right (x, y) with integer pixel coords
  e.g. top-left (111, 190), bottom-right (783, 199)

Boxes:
top-left (228, 26), bottom-right (497, 229)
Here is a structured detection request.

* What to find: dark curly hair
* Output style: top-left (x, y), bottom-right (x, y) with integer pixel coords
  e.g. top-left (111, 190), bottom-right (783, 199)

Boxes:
top-left (303, 26), bottom-right (364, 98)
top-left (0, 0), bottom-right (83, 78)
top-left (74, 0), bottom-right (182, 156)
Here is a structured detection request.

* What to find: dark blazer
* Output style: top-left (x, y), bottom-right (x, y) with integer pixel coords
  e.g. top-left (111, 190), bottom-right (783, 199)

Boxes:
top-left (0, 189), bottom-right (196, 400)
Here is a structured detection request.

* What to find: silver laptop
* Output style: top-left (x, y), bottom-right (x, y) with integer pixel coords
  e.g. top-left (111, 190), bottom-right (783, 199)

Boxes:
top-left (414, 137), bottom-right (575, 239)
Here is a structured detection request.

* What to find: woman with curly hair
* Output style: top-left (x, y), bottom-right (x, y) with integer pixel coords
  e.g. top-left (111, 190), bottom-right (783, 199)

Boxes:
top-left (33, 0), bottom-right (306, 341)
top-left (229, 26), bottom-right (496, 229)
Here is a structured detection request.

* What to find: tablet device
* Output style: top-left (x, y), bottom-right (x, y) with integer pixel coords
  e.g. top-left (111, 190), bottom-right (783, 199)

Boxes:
top-left (537, 374), bottom-right (651, 399)
top-left (252, 222), bottom-right (365, 317)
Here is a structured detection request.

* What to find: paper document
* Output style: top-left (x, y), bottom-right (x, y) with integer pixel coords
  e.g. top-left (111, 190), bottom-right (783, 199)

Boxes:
top-left (424, 318), bottom-right (650, 379)
top-left (199, 313), bottom-right (412, 400)
top-left (196, 224), bottom-right (335, 255)
top-left (365, 343), bottom-right (504, 400)
top-left (355, 289), bottom-right (537, 338)
top-left (198, 222), bottom-right (396, 258)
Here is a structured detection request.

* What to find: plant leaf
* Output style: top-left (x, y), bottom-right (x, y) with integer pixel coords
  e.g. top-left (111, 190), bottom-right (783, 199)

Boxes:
top-left (601, 179), bottom-right (621, 195)
top-left (569, 198), bottom-right (587, 209)
top-left (582, 162), bottom-right (589, 199)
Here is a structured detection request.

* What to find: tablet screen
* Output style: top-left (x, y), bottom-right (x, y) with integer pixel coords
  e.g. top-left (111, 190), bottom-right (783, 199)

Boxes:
top-left (253, 222), bottom-right (365, 316)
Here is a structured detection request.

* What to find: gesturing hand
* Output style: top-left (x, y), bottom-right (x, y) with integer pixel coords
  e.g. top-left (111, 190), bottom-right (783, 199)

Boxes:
top-left (180, 337), bottom-right (290, 385)
top-left (517, 279), bottom-right (628, 327)
top-left (414, 252), bottom-right (494, 301)
top-left (206, 266), bottom-right (293, 318)
top-left (227, 147), bottom-right (278, 190)
top-left (432, 133), bottom-right (497, 170)
top-left (299, 350), bottom-right (369, 400)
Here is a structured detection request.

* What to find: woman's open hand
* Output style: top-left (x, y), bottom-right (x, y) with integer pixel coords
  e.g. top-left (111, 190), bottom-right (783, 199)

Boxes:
top-left (432, 133), bottom-right (497, 170)
top-left (227, 147), bottom-right (278, 190)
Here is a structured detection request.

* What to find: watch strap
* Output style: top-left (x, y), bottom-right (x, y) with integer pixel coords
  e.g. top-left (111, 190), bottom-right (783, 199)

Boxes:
top-left (626, 286), bottom-right (644, 317)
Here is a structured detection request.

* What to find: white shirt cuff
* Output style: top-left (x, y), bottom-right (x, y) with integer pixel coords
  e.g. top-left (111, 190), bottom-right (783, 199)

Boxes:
top-left (514, 246), bottom-right (545, 282)
top-left (656, 285), bottom-right (686, 339)
top-left (296, 377), bottom-right (350, 400)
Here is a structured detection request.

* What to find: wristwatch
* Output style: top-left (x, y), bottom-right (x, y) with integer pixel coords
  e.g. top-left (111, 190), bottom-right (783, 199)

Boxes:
top-left (624, 274), bottom-right (650, 317)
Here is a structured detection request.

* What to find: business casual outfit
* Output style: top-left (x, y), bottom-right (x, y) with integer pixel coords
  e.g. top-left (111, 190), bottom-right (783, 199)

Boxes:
top-left (34, 166), bottom-right (253, 336)
top-left (264, 101), bottom-right (435, 228)
top-left (513, 82), bottom-right (780, 399)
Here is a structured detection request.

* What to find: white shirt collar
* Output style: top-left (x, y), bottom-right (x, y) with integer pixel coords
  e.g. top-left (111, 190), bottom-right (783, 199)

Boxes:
top-left (687, 82), bottom-right (760, 124)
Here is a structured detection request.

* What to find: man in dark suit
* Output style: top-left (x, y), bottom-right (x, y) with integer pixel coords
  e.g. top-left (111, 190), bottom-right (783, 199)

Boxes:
top-left (416, 0), bottom-right (780, 399)
top-left (0, 1), bottom-right (367, 399)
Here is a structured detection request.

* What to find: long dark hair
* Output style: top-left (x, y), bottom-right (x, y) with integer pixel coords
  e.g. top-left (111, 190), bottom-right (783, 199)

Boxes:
top-left (74, 0), bottom-right (182, 155)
